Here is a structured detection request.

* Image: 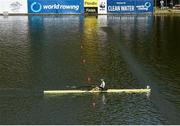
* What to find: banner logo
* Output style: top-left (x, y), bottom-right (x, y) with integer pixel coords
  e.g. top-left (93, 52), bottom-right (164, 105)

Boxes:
top-left (31, 2), bottom-right (42, 13)
top-left (28, 0), bottom-right (83, 13)
top-left (136, 2), bottom-right (151, 11)
top-left (100, 2), bottom-right (106, 8)
top-left (10, 1), bottom-right (22, 12)
top-left (145, 2), bottom-right (151, 8)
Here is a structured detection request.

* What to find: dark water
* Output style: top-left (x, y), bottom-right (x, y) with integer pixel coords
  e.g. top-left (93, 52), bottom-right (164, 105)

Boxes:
top-left (0, 15), bottom-right (180, 124)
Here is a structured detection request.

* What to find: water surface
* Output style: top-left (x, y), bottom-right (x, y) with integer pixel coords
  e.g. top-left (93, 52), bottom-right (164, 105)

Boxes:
top-left (0, 15), bottom-right (180, 124)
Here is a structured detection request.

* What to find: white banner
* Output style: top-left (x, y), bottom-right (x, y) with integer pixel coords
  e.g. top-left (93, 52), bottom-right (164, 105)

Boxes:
top-left (98, 0), bottom-right (107, 14)
top-left (0, 0), bottom-right (27, 14)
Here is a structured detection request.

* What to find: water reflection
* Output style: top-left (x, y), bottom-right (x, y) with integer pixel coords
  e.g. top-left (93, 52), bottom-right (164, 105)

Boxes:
top-left (0, 16), bottom-right (32, 88)
top-left (102, 94), bottom-right (106, 104)
top-left (28, 16), bottom-right (85, 88)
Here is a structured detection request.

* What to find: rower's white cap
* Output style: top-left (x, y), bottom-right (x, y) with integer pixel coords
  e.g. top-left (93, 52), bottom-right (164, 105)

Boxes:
top-left (100, 79), bottom-right (104, 81)
top-left (147, 85), bottom-right (150, 89)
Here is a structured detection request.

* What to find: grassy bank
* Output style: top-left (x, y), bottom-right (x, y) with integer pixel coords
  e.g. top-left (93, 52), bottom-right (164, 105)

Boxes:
top-left (154, 8), bottom-right (180, 15)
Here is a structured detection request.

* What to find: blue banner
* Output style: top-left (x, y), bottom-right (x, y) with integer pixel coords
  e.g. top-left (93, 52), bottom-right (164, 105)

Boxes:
top-left (107, 0), bottom-right (153, 13)
top-left (28, 0), bottom-right (84, 14)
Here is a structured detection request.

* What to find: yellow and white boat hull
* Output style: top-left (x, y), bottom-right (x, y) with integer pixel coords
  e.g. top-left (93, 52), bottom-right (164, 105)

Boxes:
top-left (44, 88), bottom-right (151, 94)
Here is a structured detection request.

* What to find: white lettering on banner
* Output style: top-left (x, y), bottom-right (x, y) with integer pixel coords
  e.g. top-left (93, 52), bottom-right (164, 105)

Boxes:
top-left (116, 2), bottom-right (126, 4)
top-left (121, 6), bottom-right (134, 11)
top-left (30, 2), bottom-right (80, 12)
top-left (108, 6), bottom-right (134, 11)
top-left (136, 5), bottom-right (148, 10)
top-left (108, 6), bottom-right (121, 11)
top-left (43, 4), bottom-right (79, 11)
top-left (136, 2), bottom-right (151, 11)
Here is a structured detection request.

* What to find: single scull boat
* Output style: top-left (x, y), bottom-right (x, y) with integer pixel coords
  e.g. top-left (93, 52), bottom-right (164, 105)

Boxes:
top-left (44, 86), bottom-right (151, 94)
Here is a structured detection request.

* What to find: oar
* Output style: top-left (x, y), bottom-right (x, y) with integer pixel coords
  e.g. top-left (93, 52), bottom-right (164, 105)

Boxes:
top-left (73, 85), bottom-right (97, 90)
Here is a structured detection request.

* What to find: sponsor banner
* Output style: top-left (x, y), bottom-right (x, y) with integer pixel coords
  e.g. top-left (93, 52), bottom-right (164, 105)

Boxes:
top-left (0, 0), bottom-right (27, 14)
top-left (84, 0), bottom-right (98, 13)
top-left (84, 0), bottom-right (98, 7)
top-left (107, 0), bottom-right (135, 13)
top-left (135, 0), bottom-right (153, 13)
top-left (98, 0), bottom-right (107, 14)
top-left (107, 0), bottom-right (153, 13)
top-left (28, 0), bottom-right (84, 14)
top-left (84, 7), bottom-right (97, 14)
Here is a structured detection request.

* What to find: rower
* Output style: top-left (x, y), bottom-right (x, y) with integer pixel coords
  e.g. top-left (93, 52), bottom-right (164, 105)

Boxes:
top-left (99, 79), bottom-right (105, 90)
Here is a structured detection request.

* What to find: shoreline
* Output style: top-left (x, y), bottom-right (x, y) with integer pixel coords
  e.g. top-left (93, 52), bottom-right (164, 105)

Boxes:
top-left (0, 9), bottom-right (180, 16)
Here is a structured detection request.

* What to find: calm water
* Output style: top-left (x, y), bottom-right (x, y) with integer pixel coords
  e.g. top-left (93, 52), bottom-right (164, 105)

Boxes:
top-left (0, 15), bottom-right (180, 124)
